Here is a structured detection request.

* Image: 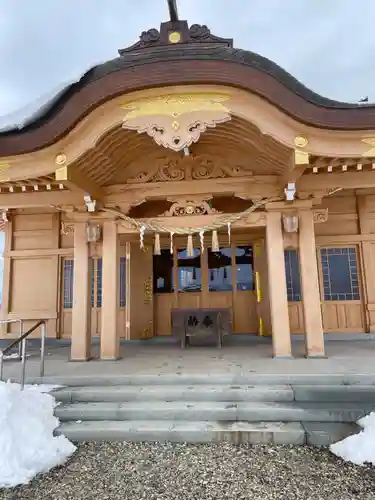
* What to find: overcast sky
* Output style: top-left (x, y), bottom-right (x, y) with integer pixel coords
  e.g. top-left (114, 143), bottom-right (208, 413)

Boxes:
top-left (1, 0), bottom-right (375, 117)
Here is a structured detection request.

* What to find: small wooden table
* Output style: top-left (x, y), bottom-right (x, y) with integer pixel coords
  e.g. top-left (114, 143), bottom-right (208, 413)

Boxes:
top-left (171, 308), bottom-right (232, 348)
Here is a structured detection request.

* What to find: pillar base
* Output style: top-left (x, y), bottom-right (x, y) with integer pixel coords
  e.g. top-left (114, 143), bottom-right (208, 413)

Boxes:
top-left (272, 355), bottom-right (295, 360)
top-left (99, 356), bottom-right (122, 361)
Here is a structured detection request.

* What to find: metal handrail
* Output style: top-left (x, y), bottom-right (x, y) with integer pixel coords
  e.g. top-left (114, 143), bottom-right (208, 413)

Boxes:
top-left (0, 319), bottom-right (46, 390)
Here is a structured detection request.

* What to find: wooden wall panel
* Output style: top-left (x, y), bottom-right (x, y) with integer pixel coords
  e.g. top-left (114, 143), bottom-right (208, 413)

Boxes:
top-left (321, 302), bottom-right (364, 332)
top-left (315, 194), bottom-right (359, 237)
top-left (288, 302), bottom-right (304, 333)
top-left (155, 294), bottom-right (173, 336)
top-left (1, 209), bottom-right (61, 338)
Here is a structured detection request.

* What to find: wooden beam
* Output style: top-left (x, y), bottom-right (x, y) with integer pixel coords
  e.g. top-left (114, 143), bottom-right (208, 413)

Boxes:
top-left (105, 176), bottom-right (281, 203)
top-left (55, 166), bottom-right (104, 200)
top-left (0, 190), bottom-right (83, 209)
top-left (298, 171), bottom-right (375, 192)
top-left (281, 165), bottom-right (308, 185)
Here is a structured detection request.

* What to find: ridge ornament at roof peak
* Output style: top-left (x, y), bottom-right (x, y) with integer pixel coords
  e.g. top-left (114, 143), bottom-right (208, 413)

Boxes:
top-left (118, 20), bottom-right (233, 56)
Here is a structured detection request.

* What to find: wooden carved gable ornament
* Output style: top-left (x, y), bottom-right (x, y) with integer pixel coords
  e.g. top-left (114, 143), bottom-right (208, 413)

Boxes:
top-left (126, 154), bottom-right (253, 183)
top-left (121, 93), bottom-right (232, 152)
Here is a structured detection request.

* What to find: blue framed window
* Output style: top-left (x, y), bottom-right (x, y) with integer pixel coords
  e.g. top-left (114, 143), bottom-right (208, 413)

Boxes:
top-left (63, 259), bottom-right (74, 309)
top-left (284, 250), bottom-right (301, 301)
top-left (119, 257), bottom-right (126, 307)
top-left (321, 247), bottom-right (360, 301)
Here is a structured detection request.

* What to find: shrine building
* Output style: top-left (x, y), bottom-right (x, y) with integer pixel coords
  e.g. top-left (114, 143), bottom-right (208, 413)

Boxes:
top-left (1, 8), bottom-right (375, 361)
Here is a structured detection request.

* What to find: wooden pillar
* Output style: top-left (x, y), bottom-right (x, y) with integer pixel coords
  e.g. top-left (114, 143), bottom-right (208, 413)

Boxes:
top-left (71, 222), bottom-right (92, 361)
top-left (357, 195), bottom-right (375, 331)
top-left (100, 221), bottom-right (120, 359)
top-left (298, 210), bottom-right (325, 357)
top-left (266, 211), bottom-right (292, 358)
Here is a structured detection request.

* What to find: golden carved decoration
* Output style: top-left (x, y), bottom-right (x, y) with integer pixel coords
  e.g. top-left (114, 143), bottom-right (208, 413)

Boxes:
top-left (168, 31), bottom-right (181, 43)
top-left (121, 93), bottom-right (232, 152)
top-left (60, 221), bottom-right (74, 235)
top-left (313, 208), bottom-right (328, 224)
top-left (294, 136), bottom-right (308, 148)
top-left (55, 153), bottom-right (67, 165)
top-left (0, 164), bottom-right (10, 183)
top-left (126, 155), bottom-right (253, 183)
top-left (362, 138), bottom-right (375, 157)
top-left (144, 277), bottom-right (153, 304)
top-left (293, 135), bottom-right (309, 165)
top-left (294, 150), bottom-right (310, 165)
top-left (163, 197), bottom-right (219, 217)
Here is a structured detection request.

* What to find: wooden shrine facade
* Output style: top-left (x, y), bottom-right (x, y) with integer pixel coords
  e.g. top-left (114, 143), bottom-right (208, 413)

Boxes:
top-left (1, 18), bottom-right (375, 359)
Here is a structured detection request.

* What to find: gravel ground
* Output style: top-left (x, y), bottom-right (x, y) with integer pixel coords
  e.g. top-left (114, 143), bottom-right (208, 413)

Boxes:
top-left (1, 443), bottom-right (375, 500)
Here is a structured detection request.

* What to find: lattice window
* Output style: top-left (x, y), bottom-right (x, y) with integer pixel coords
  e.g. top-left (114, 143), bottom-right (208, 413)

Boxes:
top-left (63, 259), bottom-right (74, 309)
top-left (320, 247), bottom-right (360, 301)
top-left (284, 250), bottom-right (302, 301)
top-left (119, 257), bottom-right (126, 307)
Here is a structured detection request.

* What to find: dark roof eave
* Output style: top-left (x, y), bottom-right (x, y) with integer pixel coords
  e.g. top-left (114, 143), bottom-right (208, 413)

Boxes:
top-left (1, 49), bottom-right (375, 156)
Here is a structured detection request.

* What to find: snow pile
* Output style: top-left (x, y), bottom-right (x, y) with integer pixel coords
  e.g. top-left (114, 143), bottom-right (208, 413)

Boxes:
top-left (330, 412), bottom-right (375, 466)
top-left (0, 381), bottom-right (76, 488)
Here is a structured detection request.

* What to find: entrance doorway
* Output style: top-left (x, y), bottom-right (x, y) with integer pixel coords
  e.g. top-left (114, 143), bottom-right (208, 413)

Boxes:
top-left (153, 239), bottom-right (259, 335)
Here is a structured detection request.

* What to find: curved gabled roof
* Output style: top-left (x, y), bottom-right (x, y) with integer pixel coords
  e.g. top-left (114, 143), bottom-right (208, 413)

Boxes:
top-left (1, 19), bottom-right (375, 157)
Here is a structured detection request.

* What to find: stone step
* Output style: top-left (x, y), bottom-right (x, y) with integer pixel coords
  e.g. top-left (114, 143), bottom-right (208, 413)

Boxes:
top-left (53, 385), bottom-right (294, 403)
top-left (53, 384), bottom-right (375, 404)
top-left (36, 373), bottom-right (375, 387)
top-left (56, 420), bottom-right (306, 445)
top-left (294, 385), bottom-right (375, 403)
top-left (55, 401), bottom-right (371, 423)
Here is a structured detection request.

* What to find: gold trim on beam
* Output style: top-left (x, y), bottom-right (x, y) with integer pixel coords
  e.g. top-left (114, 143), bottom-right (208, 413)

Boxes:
top-left (293, 135), bottom-right (310, 166)
top-left (55, 165), bottom-right (104, 200)
top-left (362, 138), bottom-right (375, 157)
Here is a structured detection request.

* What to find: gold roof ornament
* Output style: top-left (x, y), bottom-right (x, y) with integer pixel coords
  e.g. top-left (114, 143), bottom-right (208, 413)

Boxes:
top-left (55, 153), bottom-right (67, 165)
top-left (0, 164), bottom-right (10, 183)
top-left (121, 93), bottom-right (232, 152)
top-left (294, 135), bottom-right (309, 165)
top-left (168, 31), bottom-right (181, 44)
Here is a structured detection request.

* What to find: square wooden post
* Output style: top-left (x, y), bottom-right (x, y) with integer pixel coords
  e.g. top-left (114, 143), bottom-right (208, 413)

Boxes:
top-left (100, 221), bottom-right (120, 359)
top-left (71, 222), bottom-right (92, 361)
top-left (266, 211), bottom-right (293, 358)
top-left (299, 209), bottom-right (325, 357)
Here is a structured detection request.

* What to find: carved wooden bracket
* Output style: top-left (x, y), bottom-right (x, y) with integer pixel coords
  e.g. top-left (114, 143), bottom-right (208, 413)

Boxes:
top-left (313, 208), bottom-right (328, 224)
top-left (163, 197), bottom-right (219, 216)
top-left (61, 221), bottom-right (74, 235)
top-left (122, 93), bottom-right (232, 152)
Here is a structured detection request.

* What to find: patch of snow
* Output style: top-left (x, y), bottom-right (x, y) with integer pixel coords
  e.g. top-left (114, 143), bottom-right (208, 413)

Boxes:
top-left (0, 381), bottom-right (76, 489)
top-left (330, 411), bottom-right (375, 466)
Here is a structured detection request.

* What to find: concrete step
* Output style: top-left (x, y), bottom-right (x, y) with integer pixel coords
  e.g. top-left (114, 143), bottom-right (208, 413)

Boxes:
top-left (35, 373), bottom-right (375, 387)
top-left (55, 401), bottom-right (371, 423)
top-left (53, 385), bottom-right (294, 403)
top-left (294, 385), bottom-right (375, 403)
top-left (56, 420), bottom-right (306, 445)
